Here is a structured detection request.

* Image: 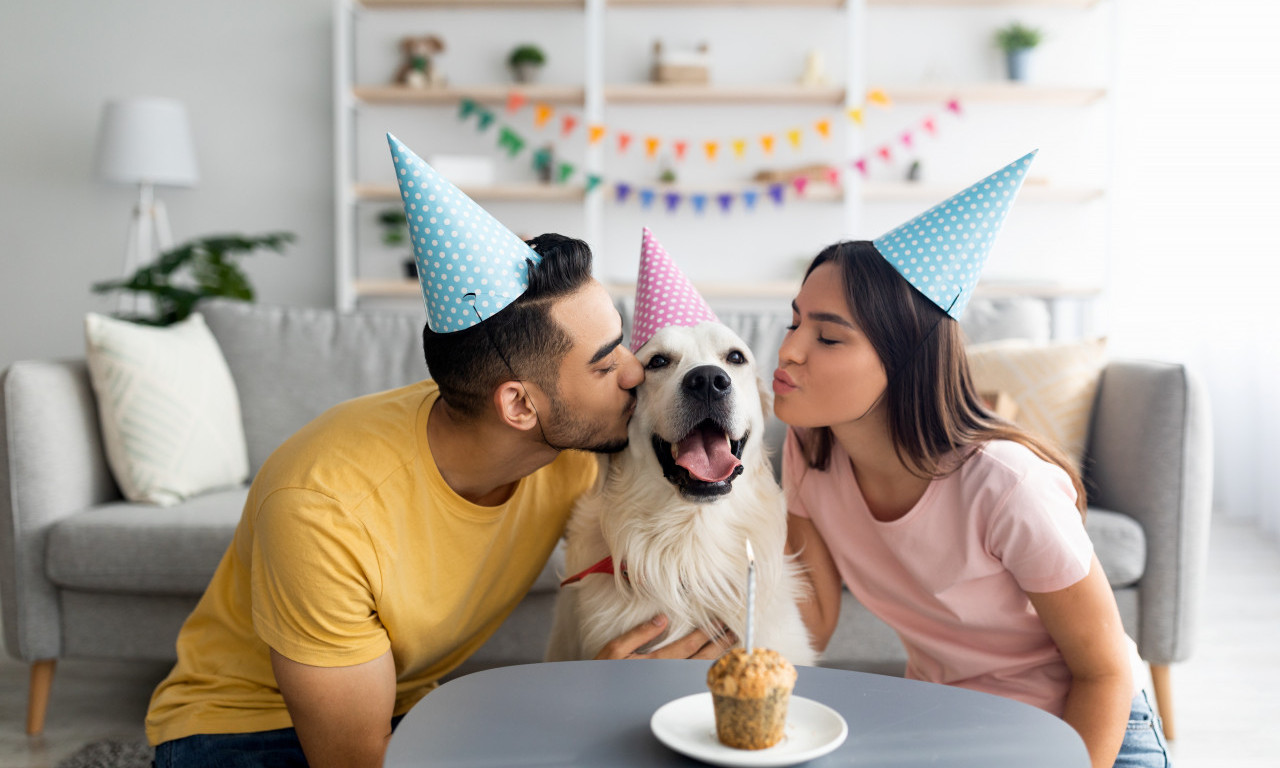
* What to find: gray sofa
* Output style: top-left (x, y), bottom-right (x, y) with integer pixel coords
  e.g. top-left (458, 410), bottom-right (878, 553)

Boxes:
top-left (2, 296), bottom-right (1212, 739)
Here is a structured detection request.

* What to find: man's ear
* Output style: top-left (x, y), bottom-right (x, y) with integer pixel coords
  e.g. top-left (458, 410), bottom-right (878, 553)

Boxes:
top-left (493, 380), bottom-right (541, 432)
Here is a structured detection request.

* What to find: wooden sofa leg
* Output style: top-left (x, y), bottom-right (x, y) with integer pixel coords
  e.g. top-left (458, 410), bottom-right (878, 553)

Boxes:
top-left (27, 659), bottom-right (56, 735)
top-left (1148, 662), bottom-right (1176, 741)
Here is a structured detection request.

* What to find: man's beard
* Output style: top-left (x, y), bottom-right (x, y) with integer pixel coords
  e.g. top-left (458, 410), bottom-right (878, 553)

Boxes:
top-left (541, 392), bottom-right (634, 454)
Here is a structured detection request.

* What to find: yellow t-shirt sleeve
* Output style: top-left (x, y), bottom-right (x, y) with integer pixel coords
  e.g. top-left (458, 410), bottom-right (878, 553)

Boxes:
top-left (250, 487), bottom-right (391, 667)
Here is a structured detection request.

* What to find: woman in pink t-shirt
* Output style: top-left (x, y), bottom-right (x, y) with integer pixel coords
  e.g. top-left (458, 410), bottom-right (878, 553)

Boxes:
top-left (774, 241), bottom-right (1170, 768)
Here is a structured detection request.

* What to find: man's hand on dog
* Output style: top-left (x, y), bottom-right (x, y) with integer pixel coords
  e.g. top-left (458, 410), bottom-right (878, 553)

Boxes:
top-left (594, 614), bottom-right (736, 660)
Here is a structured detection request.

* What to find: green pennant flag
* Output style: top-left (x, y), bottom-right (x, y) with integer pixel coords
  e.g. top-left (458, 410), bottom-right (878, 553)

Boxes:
top-left (458, 98), bottom-right (478, 121)
top-left (556, 162), bottom-right (575, 184)
top-left (585, 174), bottom-right (603, 194)
top-left (498, 126), bottom-right (525, 157)
top-left (476, 108), bottom-right (495, 131)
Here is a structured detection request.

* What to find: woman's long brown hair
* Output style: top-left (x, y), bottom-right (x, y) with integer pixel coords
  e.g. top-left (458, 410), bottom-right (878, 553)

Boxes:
top-left (795, 240), bottom-right (1087, 517)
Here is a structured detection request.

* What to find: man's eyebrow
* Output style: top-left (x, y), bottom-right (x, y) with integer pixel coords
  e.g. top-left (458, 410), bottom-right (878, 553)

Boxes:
top-left (589, 334), bottom-right (625, 365)
top-left (791, 300), bottom-right (855, 329)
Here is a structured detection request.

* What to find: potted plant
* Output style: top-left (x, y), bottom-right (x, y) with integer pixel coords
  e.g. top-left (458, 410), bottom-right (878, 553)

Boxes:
top-left (994, 22), bottom-right (1043, 82)
top-left (92, 232), bottom-right (294, 326)
top-left (508, 44), bottom-right (546, 84)
top-left (378, 208), bottom-right (417, 278)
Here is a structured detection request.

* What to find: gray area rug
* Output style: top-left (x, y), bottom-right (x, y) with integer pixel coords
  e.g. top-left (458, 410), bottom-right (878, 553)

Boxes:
top-left (56, 738), bottom-right (153, 768)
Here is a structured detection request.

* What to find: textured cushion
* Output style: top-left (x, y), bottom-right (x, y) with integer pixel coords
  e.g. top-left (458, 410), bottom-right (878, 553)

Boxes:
top-left (84, 313), bottom-right (249, 506)
top-left (1085, 508), bottom-right (1146, 588)
top-left (199, 300), bottom-right (426, 475)
top-left (966, 338), bottom-right (1107, 470)
top-left (45, 487), bottom-right (247, 595)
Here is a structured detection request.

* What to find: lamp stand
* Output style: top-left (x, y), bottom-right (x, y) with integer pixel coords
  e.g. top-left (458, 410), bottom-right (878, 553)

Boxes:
top-left (119, 181), bottom-right (174, 314)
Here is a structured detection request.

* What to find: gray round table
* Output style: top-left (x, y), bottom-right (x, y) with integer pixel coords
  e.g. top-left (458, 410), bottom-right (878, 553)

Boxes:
top-left (384, 659), bottom-right (1089, 767)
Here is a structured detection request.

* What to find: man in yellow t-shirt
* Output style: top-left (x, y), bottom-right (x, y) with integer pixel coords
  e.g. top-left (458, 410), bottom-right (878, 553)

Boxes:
top-left (147, 233), bottom-right (727, 768)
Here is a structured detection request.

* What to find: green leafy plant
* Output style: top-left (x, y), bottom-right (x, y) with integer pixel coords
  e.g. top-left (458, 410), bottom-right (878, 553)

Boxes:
top-left (508, 44), bottom-right (546, 69)
top-left (92, 232), bottom-right (294, 326)
top-left (994, 22), bottom-right (1043, 53)
top-left (378, 208), bottom-right (408, 246)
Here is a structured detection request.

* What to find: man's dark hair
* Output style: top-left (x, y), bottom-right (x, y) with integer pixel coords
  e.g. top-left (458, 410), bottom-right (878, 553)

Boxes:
top-left (422, 233), bottom-right (595, 420)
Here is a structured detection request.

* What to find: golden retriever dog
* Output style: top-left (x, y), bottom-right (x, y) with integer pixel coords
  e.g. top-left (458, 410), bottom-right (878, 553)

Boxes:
top-left (545, 322), bottom-right (815, 665)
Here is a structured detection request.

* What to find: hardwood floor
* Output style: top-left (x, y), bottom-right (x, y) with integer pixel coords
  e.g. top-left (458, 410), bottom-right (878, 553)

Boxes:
top-left (3, 514), bottom-right (1278, 767)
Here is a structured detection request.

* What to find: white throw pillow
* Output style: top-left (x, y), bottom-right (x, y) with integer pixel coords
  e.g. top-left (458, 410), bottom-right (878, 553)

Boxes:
top-left (84, 312), bottom-right (250, 506)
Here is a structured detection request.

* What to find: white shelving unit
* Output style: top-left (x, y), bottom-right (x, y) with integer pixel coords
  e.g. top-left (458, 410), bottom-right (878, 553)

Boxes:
top-left (334, 0), bottom-right (1112, 311)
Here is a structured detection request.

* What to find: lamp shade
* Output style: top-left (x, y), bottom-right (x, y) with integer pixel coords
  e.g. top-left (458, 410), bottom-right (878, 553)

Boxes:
top-left (94, 98), bottom-right (199, 187)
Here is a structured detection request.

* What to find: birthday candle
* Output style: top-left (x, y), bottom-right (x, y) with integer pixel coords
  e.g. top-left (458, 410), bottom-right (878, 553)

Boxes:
top-left (745, 539), bottom-right (756, 654)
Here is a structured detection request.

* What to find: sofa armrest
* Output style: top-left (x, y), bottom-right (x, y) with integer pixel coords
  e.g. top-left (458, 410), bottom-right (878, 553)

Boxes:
top-left (1, 360), bottom-right (121, 662)
top-left (1084, 359), bottom-right (1213, 664)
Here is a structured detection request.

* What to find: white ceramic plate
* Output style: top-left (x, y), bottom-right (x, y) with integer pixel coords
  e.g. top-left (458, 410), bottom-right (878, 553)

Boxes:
top-left (650, 692), bottom-right (848, 767)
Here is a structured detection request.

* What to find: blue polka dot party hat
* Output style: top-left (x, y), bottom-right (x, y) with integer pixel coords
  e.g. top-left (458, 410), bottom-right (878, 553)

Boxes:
top-left (387, 133), bottom-right (542, 332)
top-left (872, 150), bottom-right (1036, 320)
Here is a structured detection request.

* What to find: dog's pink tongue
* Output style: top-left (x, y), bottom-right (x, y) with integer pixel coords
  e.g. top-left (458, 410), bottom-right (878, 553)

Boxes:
top-left (675, 431), bottom-right (741, 483)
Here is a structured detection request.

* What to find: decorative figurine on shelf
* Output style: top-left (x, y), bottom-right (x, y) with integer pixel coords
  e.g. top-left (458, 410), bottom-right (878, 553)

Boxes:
top-left (657, 156), bottom-right (677, 185)
top-left (533, 144), bottom-right (555, 184)
top-left (394, 34), bottom-right (446, 89)
top-left (798, 48), bottom-right (829, 87)
top-left (651, 40), bottom-right (710, 85)
top-left (508, 44), bottom-right (546, 84)
top-left (906, 159), bottom-right (922, 183)
top-left (994, 21), bottom-right (1042, 82)
top-left (377, 208), bottom-right (416, 279)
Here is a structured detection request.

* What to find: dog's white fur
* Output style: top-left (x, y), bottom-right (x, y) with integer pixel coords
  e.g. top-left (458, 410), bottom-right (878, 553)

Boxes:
top-left (545, 322), bottom-right (815, 665)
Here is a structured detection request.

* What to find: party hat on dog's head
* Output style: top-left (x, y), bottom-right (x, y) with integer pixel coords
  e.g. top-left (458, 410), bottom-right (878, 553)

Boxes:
top-left (387, 133), bottom-right (541, 332)
top-left (872, 150), bottom-right (1036, 320)
top-left (631, 227), bottom-right (718, 351)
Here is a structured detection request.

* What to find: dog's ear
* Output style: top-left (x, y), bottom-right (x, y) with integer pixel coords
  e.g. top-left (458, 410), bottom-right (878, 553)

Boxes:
top-left (588, 453), bottom-right (611, 494)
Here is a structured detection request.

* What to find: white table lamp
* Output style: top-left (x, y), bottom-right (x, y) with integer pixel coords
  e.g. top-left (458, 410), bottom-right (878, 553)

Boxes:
top-left (94, 98), bottom-right (199, 303)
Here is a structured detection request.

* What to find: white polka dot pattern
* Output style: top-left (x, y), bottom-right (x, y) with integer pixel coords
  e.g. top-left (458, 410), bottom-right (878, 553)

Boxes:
top-left (631, 227), bottom-right (719, 351)
top-left (386, 133), bottom-right (542, 333)
top-left (872, 150), bottom-right (1036, 320)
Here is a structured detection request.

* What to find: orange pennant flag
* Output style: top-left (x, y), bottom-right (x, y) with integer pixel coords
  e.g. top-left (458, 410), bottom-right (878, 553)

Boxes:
top-left (506, 91), bottom-right (528, 113)
top-left (645, 136), bottom-right (661, 158)
top-left (731, 139), bottom-right (746, 159)
top-left (704, 141), bottom-right (719, 161)
top-left (533, 104), bottom-right (553, 128)
top-left (846, 108), bottom-right (864, 125)
top-left (760, 135), bottom-right (775, 154)
top-left (787, 129), bottom-right (803, 149)
top-left (587, 124), bottom-right (606, 145)
top-left (814, 119), bottom-right (831, 140)
top-left (561, 114), bottom-right (578, 136)
top-left (866, 89), bottom-right (891, 108)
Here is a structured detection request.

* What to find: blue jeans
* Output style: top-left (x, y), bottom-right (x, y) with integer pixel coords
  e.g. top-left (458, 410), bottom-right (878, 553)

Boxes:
top-left (153, 715), bottom-right (404, 768)
top-left (1114, 690), bottom-right (1172, 768)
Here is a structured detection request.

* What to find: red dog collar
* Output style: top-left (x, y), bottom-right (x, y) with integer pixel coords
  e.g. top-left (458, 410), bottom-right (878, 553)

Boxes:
top-left (560, 556), bottom-right (628, 587)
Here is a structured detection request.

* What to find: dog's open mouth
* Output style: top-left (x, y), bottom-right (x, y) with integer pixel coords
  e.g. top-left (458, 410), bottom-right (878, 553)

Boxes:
top-left (652, 421), bottom-right (747, 499)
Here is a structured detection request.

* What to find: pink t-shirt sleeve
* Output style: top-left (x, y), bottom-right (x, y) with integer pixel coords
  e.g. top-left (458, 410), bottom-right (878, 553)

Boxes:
top-left (782, 428), bottom-right (812, 520)
top-left (984, 456), bottom-right (1093, 594)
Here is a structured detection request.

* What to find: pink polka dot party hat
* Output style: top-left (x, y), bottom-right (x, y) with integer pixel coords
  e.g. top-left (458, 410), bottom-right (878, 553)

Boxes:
top-left (631, 227), bottom-right (719, 351)
top-left (873, 150), bottom-right (1036, 320)
top-left (386, 133), bottom-right (542, 333)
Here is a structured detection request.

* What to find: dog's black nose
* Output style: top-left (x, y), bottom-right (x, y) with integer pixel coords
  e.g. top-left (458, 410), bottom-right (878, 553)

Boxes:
top-left (683, 365), bottom-right (732, 402)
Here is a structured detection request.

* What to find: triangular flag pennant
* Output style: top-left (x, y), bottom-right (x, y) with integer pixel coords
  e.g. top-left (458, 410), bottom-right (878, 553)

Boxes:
top-left (742, 189), bottom-right (759, 210)
top-left (704, 141), bottom-right (719, 161)
top-left (645, 137), bottom-right (661, 159)
top-left (847, 108), bottom-right (864, 126)
top-left (760, 135), bottom-right (775, 154)
top-left (922, 117), bottom-right (937, 135)
top-left (561, 114), bottom-right (578, 136)
top-left (674, 141), bottom-right (688, 161)
top-left (506, 91), bottom-right (527, 113)
top-left (787, 129), bottom-right (803, 149)
top-left (867, 89), bottom-right (891, 108)
top-left (825, 167), bottom-right (840, 186)
top-left (814, 119), bottom-right (832, 139)
top-left (556, 162), bottom-right (575, 183)
top-left (792, 177), bottom-right (808, 195)
top-left (533, 104), bottom-right (554, 128)
top-left (900, 131), bottom-right (914, 149)
top-left (616, 183), bottom-right (632, 203)
top-left (947, 99), bottom-right (963, 115)
top-left (664, 191), bottom-right (681, 212)
top-left (631, 227), bottom-right (719, 351)
top-left (717, 193), bottom-right (734, 213)
top-left (499, 127), bottom-right (525, 157)
top-left (476, 109), bottom-right (496, 131)
top-left (872, 151), bottom-right (1037, 320)
top-left (853, 158), bottom-right (869, 176)
top-left (458, 98), bottom-right (478, 121)
top-left (618, 132), bottom-right (633, 153)
top-left (386, 133), bottom-right (541, 333)
top-left (588, 124), bottom-right (606, 145)
top-left (768, 184), bottom-right (785, 205)
top-left (732, 139), bottom-right (747, 159)
top-left (691, 193), bottom-right (707, 214)
top-left (639, 188), bottom-right (656, 208)
top-left (585, 174), bottom-right (603, 193)
top-left (877, 145), bottom-right (892, 162)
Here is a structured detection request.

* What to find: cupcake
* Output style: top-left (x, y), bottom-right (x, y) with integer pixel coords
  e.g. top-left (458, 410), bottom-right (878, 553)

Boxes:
top-left (706, 648), bottom-right (797, 749)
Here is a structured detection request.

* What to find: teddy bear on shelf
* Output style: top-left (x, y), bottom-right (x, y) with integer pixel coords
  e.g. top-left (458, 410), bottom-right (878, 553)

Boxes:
top-left (394, 35), bottom-right (446, 89)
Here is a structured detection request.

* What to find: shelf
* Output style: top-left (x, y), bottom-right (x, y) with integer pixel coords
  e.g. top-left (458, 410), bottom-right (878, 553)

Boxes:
top-left (354, 182), bottom-right (586, 203)
top-left (885, 83), bottom-right (1106, 105)
top-left (604, 84), bottom-right (846, 105)
top-left (870, 0), bottom-right (1100, 6)
top-left (353, 84), bottom-right (585, 106)
top-left (611, 0), bottom-right (844, 6)
top-left (359, 0), bottom-right (583, 8)
top-left (862, 181), bottom-right (1103, 203)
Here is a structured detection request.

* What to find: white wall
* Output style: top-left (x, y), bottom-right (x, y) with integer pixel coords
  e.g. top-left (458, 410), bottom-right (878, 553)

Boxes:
top-left (0, 0), bottom-right (334, 372)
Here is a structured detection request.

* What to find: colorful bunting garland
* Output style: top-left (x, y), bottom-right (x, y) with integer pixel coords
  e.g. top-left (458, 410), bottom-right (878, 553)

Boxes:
top-left (451, 92), bottom-right (964, 214)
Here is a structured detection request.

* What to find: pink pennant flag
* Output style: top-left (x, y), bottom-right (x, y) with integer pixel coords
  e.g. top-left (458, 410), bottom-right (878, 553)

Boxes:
top-left (946, 99), bottom-right (963, 115)
top-left (853, 158), bottom-right (868, 176)
top-left (922, 117), bottom-right (937, 135)
top-left (792, 176), bottom-right (809, 195)
top-left (877, 145), bottom-right (893, 162)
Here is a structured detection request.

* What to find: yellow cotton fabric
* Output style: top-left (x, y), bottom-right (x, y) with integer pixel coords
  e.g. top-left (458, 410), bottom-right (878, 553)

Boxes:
top-left (146, 380), bottom-right (596, 745)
